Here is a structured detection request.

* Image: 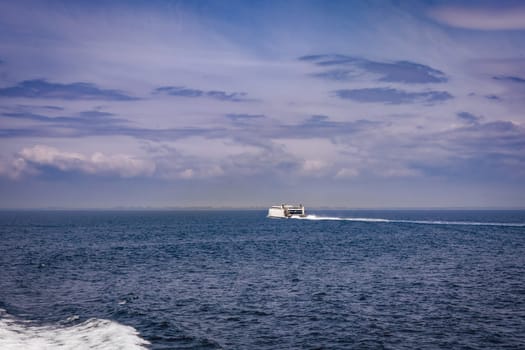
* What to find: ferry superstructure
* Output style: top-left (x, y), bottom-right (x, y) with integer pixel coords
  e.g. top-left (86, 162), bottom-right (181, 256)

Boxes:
top-left (267, 204), bottom-right (306, 218)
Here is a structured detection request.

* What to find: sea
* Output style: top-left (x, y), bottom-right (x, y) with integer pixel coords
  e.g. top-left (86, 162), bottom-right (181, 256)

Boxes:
top-left (1, 209), bottom-right (524, 349)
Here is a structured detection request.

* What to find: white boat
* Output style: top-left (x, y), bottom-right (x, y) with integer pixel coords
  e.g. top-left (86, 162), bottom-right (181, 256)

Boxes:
top-left (267, 204), bottom-right (306, 218)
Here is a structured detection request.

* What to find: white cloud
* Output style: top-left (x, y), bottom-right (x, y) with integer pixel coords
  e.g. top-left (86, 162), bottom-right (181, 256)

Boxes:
top-left (335, 168), bottom-right (359, 179)
top-left (173, 165), bottom-right (224, 180)
top-left (429, 5), bottom-right (525, 30)
top-left (0, 158), bottom-right (26, 179)
top-left (7, 145), bottom-right (156, 178)
top-left (301, 159), bottom-right (328, 173)
top-left (179, 168), bottom-right (194, 179)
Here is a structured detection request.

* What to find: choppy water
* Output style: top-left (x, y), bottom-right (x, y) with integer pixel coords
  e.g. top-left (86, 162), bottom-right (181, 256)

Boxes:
top-left (1, 210), bottom-right (524, 349)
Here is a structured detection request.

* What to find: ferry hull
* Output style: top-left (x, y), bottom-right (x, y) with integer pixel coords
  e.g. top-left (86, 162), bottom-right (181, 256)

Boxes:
top-left (267, 204), bottom-right (305, 218)
top-left (268, 207), bottom-right (288, 218)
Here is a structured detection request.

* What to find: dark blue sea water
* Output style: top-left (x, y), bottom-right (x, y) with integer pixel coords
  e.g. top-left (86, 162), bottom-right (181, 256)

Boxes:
top-left (1, 210), bottom-right (524, 349)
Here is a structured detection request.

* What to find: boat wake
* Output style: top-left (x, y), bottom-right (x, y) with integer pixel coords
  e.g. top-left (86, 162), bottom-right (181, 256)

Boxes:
top-left (0, 309), bottom-right (149, 350)
top-left (294, 215), bottom-right (525, 227)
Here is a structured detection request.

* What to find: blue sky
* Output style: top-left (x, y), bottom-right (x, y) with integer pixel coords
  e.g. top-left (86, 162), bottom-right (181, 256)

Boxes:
top-left (0, 0), bottom-right (524, 208)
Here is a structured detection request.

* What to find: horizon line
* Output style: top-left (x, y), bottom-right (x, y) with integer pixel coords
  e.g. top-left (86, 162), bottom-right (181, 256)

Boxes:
top-left (1, 206), bottom-right (524, 211)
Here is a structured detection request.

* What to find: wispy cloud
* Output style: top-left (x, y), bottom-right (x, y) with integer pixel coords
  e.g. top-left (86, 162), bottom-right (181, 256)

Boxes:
top-left (429, 4), bottom-right (525, 30)
top-left (334, 88), bottom-right (453, 104)
top-left (221, 113), bottom-right (380, 142)
top-left (2, 109), bottom-right (125, 125)
top-left (1, 106), bottom-right (130, 137)
top-left (0, 80), bottom-right (139, 101)
top-left (493, 75), bottom-right (525, 84)
top-left (408, 119), bottom-right (525, 178)
top-left (301, 54), bottom-right (447, 84)
top-left (457, 112), bottom-right (482, 125)
top-left (279, 115), bottom-right (379, 139)
top-left (0, 106), bottom-right (222, 140)
top-left (0, 122), bottom-right (219, 141)
top-left (311, 69), bottom-right (356, 81)
top-left (16, 104), bottom-right (65, 111)
top-left (154, 86), bottom-right (255, 102)
top-left (225, 113), bottom-right (266, 124)
top-left (485, 95), bottom-right (501, 101)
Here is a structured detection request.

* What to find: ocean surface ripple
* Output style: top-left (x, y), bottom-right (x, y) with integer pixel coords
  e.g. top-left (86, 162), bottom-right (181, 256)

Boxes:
top-left (1, 210), bottom-right (524, 349)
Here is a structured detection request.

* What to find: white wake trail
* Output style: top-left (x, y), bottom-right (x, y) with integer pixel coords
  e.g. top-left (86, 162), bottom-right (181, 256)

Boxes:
top-left (297, 215), bottom-right (390, 222)
top-left (294, 215), bottom-right (525, 227)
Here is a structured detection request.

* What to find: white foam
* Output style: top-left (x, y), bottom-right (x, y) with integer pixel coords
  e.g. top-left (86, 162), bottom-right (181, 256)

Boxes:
top-left (0, 309), bottom-right (149, 350)
top-left (293, 214), bottom-right (525, 227)
top-left (297, 215), bottom-right (390, 222)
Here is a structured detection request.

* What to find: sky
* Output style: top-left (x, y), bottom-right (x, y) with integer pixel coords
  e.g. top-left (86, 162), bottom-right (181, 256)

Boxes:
top-left (0, 0), bottom-right (524, 209)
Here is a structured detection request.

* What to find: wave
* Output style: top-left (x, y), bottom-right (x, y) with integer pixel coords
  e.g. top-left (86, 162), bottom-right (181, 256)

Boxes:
top-left (294, 215), bottom-right (525, 227)
top-left (0, 309), bottom-right (149, 350)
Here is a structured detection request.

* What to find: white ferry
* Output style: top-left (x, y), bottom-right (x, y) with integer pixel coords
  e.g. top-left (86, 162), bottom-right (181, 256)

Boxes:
top-left (267, 204), bottom-right (306, 218)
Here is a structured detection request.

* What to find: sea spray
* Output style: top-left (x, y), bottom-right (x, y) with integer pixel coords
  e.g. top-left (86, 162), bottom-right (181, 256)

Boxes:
top-left (0, 309), bottom-right (149, 350)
